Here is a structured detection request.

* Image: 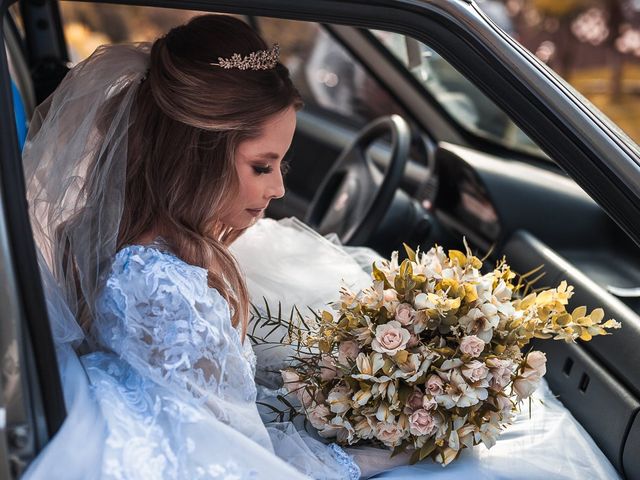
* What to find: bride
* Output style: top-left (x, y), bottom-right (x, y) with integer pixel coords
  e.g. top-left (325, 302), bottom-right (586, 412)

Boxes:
top-left (22, 14), bottom-right (619, 480)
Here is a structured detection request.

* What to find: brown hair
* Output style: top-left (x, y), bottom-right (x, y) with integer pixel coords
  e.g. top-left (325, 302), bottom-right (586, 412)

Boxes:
top-left (117, 15), bottom-right (302, 336)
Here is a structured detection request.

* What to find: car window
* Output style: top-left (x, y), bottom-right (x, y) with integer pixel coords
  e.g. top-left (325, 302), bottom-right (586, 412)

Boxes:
top-left (58, 3), bottom-right (225, 63)
top-left (369, 29), bottom-right (541, 156)
top-left (256, 18), bottom-right (407, 127)
top-left (494, 0), bottom-right (640, 157)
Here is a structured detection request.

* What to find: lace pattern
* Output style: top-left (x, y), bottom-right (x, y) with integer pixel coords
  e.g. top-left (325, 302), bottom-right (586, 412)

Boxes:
top-left (95, 245), bottom-right (256, 403)
top-left (328, 444), bottom-right (361, 480)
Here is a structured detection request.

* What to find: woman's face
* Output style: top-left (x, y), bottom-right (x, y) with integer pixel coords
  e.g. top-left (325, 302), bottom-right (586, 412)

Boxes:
top-left (222, 106), bottom-right (297, 229)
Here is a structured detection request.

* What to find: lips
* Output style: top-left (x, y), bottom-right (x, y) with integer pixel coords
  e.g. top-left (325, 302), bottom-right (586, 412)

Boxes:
top-left (246, 208), bottom-right (265, 217)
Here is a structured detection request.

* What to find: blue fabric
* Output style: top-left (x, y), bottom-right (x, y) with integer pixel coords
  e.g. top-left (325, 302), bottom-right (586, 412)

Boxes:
top-left (11, 80), bottom-right (27, 150)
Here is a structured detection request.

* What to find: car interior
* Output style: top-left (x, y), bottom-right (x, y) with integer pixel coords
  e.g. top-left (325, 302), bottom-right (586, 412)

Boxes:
top-left (1, 1), bottom-right (640, 478)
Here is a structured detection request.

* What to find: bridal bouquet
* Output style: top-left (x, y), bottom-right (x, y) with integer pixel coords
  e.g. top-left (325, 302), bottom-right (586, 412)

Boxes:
top-left (275, 243), bottom-right (620, 466)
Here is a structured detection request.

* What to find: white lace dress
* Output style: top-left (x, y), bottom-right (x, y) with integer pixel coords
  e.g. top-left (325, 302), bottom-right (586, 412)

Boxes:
top-left (78, 243), bottom-right (359, 479)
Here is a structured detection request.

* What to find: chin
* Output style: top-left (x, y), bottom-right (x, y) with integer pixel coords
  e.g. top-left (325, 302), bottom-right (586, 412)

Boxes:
top-left (224, 212), bottom-right (260, 230)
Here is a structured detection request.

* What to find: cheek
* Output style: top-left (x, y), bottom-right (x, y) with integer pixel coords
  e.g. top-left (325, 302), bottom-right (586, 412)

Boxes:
top-left (234, 169), bottom-right (260, 204)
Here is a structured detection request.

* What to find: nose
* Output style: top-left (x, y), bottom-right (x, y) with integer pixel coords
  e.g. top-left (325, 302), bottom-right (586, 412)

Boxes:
top-left (266, 168), bottom-right (285, 200)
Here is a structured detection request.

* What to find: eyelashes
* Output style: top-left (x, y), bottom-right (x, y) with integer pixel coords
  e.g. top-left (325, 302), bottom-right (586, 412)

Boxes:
top-left (252, 158), bottom-right (291, 177)
top-left (252, 165), bottom-right (273, 175)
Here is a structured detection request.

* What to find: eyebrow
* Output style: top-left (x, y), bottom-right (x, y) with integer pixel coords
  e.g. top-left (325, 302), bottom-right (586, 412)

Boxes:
top-left (254, 152), bottom-right (280, 161)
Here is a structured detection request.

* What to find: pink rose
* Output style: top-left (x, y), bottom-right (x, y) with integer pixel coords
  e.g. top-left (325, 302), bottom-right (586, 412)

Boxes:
top-left (459, 335), bottom-right (485, 358)
top-left (513, 372), bottom-right (540, 400)
top-left (371, 321), bottom-right (411, 355)
top-left (319, 355), bottom-right (338, 382)
top-left (525, 351), bottom-right (547, 377)
top-left (281, 369), bottom-right (303, 394)
top-left (375, 422), bottom-right (405, 447)
top-left (308, 404), bottom-right (331, 430)
top-left (513, 352), bottom-right (547, 400)
top-left (407, 333), bottom-right (420, 348)
top-left (409, 409), bottom-right (437, 436)
top-left (426, 374), bottom-right (444, 396)
top-left (383, 289), bottom-right (398, 303)
top-left (461, 360), bottom-right (489, 383)
top-left (486, 358), bottom-right (514, 390)
top-left (395, 303), bottom-right (415, 326)
top-left (406, 388), bottom-right (425, 411)
top-left (337, 340), bottom-right (360, 366)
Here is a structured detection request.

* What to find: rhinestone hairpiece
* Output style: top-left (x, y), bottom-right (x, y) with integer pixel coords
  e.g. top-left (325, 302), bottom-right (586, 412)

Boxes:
top-left (210, 43), bottom-right (280, 70)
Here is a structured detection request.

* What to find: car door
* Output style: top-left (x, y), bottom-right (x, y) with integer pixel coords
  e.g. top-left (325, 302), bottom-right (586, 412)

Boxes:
top-left (1, 2), bottom-right (67, 476)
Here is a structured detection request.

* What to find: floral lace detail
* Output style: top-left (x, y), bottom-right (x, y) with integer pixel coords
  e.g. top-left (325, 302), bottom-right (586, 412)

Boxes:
top-left (95, 245), bottom-right (256, 404)
top-left (328, 444), bottom-right (361, 480)
top-left (83, 352), bottom-right (260, 479)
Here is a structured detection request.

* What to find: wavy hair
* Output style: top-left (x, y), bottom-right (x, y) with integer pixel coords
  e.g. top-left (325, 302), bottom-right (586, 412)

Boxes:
top-left (117, 15), bottom-right (303, 336)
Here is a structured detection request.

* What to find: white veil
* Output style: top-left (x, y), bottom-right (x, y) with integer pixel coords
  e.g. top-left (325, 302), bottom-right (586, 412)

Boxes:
top-left (24, 42), bottom-right (150, 347)
top-left (21, 43), bottom-right (149, 478)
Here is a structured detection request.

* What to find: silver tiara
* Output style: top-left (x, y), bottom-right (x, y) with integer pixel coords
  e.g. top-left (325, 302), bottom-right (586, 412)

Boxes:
top-left (210, 44), bottom-right (280, 71)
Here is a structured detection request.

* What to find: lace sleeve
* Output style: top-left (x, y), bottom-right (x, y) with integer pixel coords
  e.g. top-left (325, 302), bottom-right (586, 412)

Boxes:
top-left (94, 245), bottom-right (255, 402)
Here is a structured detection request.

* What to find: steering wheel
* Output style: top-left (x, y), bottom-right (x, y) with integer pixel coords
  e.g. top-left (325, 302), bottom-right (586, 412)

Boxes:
top-left (305, 114), bottom-right (411, 245)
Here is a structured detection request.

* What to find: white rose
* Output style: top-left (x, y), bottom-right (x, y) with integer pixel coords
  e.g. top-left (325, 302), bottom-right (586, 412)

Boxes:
top-left (371, 321), bottom-right (411, 355)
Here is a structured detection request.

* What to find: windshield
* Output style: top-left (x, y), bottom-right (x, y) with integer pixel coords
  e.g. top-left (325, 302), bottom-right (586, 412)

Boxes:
top-left (370, 29), bottom-right (542, 155)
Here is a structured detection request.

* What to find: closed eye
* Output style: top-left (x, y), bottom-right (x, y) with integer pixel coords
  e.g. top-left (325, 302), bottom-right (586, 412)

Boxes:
top-left (252, 165), bottom-right (273, 175)
top-left (252, 158), bottom-right (291, 176)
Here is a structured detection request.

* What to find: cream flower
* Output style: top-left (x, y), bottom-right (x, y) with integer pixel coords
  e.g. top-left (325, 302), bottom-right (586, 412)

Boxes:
top-left (458, 304), bottom-right (500, 342)
top-left (354, 416), bottom-right (376, 440)
top-left (414, 292), bottom-right (429, 310)
top-left (436, 369), bottom-right (488, 408)
top-left (327, 385), bottom-right (352, 414)
top-left (371, 321), bottom-right (411, 355)
top-left (361, 281), bottom-right (384, 309)
top-left (422, 395), bottom-right (438, 411)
